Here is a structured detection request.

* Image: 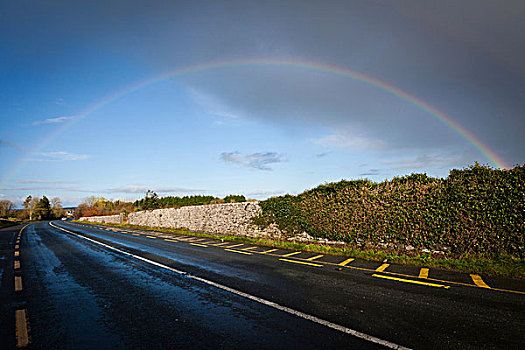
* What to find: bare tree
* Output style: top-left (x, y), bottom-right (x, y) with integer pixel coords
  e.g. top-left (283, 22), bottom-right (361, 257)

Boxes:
top-left (0, 200), bottom-right (14, 218)
top-left (51, 197), bottom-right (64, 218)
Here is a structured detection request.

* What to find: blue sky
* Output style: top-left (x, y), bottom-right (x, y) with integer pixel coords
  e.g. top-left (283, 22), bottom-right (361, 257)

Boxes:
top-left (1, 1), bottom-right (524, 207)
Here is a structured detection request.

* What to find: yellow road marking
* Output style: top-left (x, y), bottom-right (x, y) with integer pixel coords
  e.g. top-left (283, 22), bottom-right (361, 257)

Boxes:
top-left (470, 274), bottom-right (490, 288)
top-left (15, 244), bottom-right (19, 249)
top-left (282, 251), bottom-right (301, 257)
top-left (15, 276), bottom-right (23, 292)
top-left (225, 243), bottom-right (244, 248)
top-left (193, 238), bottom-right (208, 242)
top-left (190, 243), bottom-right (208, 247)
top-left (225, 249), bottom-right (252, 255)
top-left (14, 261), bottom-right (20, 270)
top-left (338, 258), bottom-right (355, 266)
top-left (14, 251), bottom-right (19, 257)
top-left (243, 246), bottom-right (259, 251)
top-left (306, 254), bottom-right (324, 261)
top-left (376, 263), bottom-right (390, 272)
top-left (146, 235), bottom-right (157, 239)
top-left (279, 258), bottom-right (323, 267)
top-left (419, 268), bottom-right (429, 279)
top-left (16, 240), bottom-right (20, 244)
top-left (164, 239), bottom-right (179, 242)
top-left (261, 249), bottom-right (278, 254)
top-left (211, 242), bottom-right (230, 246)
top-left (132, 233), bottom-right (140, 236)
top-left (15, 309), bottom-right (29, 347)
top-left (372, 274), bottom-right (450, 289)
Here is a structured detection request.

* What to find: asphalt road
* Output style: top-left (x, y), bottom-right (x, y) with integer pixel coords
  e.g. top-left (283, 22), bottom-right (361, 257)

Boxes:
top-left (1, 221), bottom-right (524, 349)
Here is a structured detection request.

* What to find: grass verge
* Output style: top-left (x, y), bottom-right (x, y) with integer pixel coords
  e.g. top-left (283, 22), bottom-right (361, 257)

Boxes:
top-left (74, 220), bottom-right (524, 279)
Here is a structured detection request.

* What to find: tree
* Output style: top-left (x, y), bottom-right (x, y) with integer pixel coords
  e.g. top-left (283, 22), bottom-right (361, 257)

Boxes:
top-left (51, 197), bottom-right (64, 218)
top-left (23, 196), bottom-right (40, 220)
top-left (0, 200), bottom-right (14, 218)
top-left (34, 196), bottom-right (51, 220)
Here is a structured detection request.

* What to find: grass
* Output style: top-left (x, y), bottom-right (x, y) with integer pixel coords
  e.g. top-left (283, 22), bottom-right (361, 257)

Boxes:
top-left (74, 220), bottom-right (524, 279)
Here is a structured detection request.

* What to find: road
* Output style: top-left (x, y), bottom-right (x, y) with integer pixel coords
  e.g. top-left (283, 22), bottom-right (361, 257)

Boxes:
top-left (1, 221), bottom-right (524, 349)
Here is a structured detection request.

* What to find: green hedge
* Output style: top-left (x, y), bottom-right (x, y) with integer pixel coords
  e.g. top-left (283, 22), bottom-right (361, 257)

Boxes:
top-left (254, 164), bottom-right (524, 257)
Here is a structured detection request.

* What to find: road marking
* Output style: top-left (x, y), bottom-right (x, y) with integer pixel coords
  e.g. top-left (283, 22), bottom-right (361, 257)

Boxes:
top-left (164, 238), bottom-right (179, 243)
top-left (132, 233), bottom-right (140, 236)
top-left (242, 246), bottom-right (259, 251)
top-left (225, 249), bottom-right (252, 255)
top-left (15, 309), bottom-right (29, 347)
top-left (211, 242), bottom-right (229, 246)
top-left (470, 274), bottom-right (490, 288)
top-left (372, 274), bottom-right (450, 289)
top-left (419, 268), bottom-right (429, 279)
top-left (261, 248), bottom-right (278, 254)
top-left (279, 258), bottom-right (323, 267)
top-left (281, 251), bottom-right (301, 257)
top-left (146, 235), bottom-right (157, 239)
top-left (190, 243), bottom-right (208, 248)
top-left (15, 276), bottom-right (23, 291)
top-left (16, 239), bottom-right (20, 244)
top-left (338, 258), bottom-right (355, 266)
top-left (376, 263), bottom-right (390, 272)
top-left (49, 222), bottom-right (409, 349)
top-left (306, 254), bottom-right (324, 261)
top-left (193, 238), bottom-right (208, 242)
top-left (225, 243), bottom-right (244, 248)
top-left (15, 244), bottom-right (19, 249)
top-left (14, 260), bottom-right (20, 269)
top-left (14, 251), bottom-right (19, 257)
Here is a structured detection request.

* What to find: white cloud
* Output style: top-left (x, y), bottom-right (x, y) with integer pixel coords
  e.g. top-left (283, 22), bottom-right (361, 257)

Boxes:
top-left (383, 154), bottom-right (465, 170)
top-left (107, 185), bottom-right (204, 194)
top-left (247, 190), bottom-right (286, 197)
top-left (32, 116), bottom-right (75, 126)
top-left (23, 151), bottom-right (90, 162)
top-left (312, 131), bottom-right (386, 151)
top-left (221, 151), bottom-right (288, 171)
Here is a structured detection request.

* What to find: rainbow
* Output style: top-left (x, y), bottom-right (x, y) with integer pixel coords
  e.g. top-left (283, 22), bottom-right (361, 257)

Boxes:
top-left (3, 58), bottom-right (509, 184)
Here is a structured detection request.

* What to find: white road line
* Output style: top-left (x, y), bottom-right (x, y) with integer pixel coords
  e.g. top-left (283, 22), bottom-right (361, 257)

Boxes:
top-left (49, 222), bottom-right (410, 350)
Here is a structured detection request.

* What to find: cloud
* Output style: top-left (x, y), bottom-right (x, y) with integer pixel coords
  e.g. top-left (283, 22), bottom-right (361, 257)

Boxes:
top-left (0, 186), bottom-right (93, 193)
top-left (15, 179), bottom-right (78, 185)
top-left (359, 169), bottom-right (381, 176)
top-left (107, 185), bottom-right (204, 194)
top-left (31, 116), bottom-right (75, 126)
top-left (220, 151), bottom-right (288, 171)
top-left (246, 190), bottom-right (286, 197)
top-left (23, 151), bottom-right (90, 162)
top-left (0, 139), bottom-right (24, 152)
top-left (383, 154), bottom-right (464, 170)
top-left (312, 131), bottom-right (386, 151)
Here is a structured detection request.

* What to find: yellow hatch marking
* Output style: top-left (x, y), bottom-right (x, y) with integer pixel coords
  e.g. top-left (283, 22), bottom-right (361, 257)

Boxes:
top-left (338, 258), bottom-right (355, 266)
top-left (131, 233), bottom-right (140, 236)
top-left (190, 243), bottom-right (208, 247)
top-left (372, 274), bottom-right (450, 289)
top-left (419, 268), bottom-right (429, 279)
top-left (243, 247), bottom-right (259, 251)
top-left (193, 238), bottom-right (208, 242)
top-left (15, 244), bottom-right (19, 249)
top-left (261, 249), bottom-right (278, 254)
top-left (225, 243), bottom-right (244, 248)
top-left (279, 258), bottom-right (323, 267)
top-left (225, 249), bottom-right (252, 255)
top-left (306, 254), bottom-right (324, 261)
top-left (164, 239), bottom-right (179, 243)
top-left (14, 261), bottom-right (20, 270)
top-left (15, 309), bottom-right (29, 347)
top-left (14, 251), bottom-right (19, 257)
top-left (376, 264), bottom-right (390, 272)
top-left (281, 251), bottom-right (302, 257)
top-left (15, 276), bottom-right (23, 292)
top-left (146, 235), bottom-right (157, 239)
top-left (211, 242), bottom-right (230, 246)
top-left (470, 274), bottom-right (491, 289)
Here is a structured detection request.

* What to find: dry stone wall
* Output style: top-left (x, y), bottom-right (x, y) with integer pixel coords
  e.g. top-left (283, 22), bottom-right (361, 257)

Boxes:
top-left (80, 214), bottom-right (121, 224)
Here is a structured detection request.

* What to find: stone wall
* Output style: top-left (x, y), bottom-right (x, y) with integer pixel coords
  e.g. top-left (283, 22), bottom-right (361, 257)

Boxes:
top-left (79, 214), bottom-right (122, 224)
top-left (80, 202), bottom-right (283, 239)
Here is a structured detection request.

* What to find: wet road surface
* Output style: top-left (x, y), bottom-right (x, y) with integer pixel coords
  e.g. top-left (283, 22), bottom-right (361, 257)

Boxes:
top-left (1, 221), bottom-right (524, 349)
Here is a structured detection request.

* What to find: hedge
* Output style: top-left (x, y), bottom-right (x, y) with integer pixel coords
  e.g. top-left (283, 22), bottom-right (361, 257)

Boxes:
top-left (254, 164), bottom-right (524, 257)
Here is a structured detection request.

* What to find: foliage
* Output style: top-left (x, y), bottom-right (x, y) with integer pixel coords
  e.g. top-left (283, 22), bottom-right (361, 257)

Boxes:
top-left (132, 192), bottom-right (247, 210)
top-left (223, 195), bottom-right (246, 203)
top-left (34, 196), bottom-right (52, 220)
top-left (254, 164), bottom-right (525, 258)
top-left (0, 200), bottom-right (14, 218)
